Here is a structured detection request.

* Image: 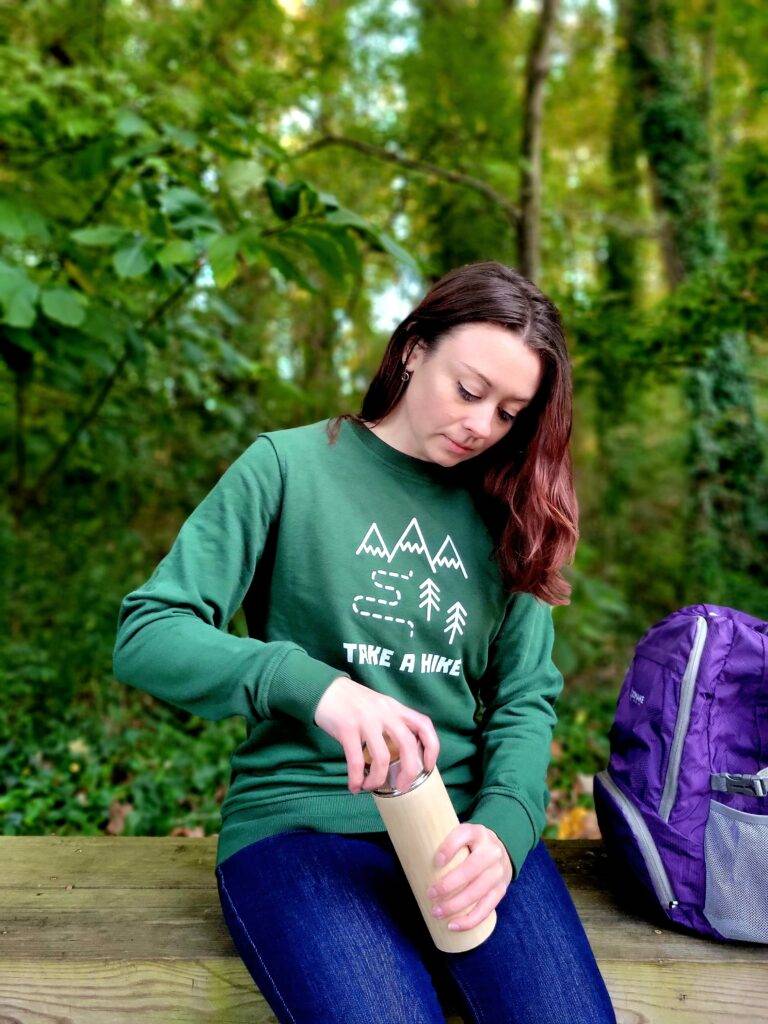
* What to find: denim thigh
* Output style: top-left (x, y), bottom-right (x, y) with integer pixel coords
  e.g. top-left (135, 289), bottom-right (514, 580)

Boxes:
top-left (216, 828), bottom-right (451, 1024)
top-left (216, 829), bottom-right (616, 1024)
top-left (441, 839), bottom-right (618, 1024)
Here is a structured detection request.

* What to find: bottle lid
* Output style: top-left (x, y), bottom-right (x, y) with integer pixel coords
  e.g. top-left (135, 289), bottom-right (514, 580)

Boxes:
top-left (362, 735), bottom-right (432, 797)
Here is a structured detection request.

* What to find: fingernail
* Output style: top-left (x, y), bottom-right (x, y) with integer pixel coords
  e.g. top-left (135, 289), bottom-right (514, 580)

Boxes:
top-left (448, 923), bottom-right (459, 931)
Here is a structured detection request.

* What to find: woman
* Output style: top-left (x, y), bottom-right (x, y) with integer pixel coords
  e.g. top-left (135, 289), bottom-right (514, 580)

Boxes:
top-left (113, 260), bottom-right (617, 1024)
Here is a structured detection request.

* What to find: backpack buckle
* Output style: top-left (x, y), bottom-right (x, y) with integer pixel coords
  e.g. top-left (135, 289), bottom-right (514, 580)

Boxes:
top-left (711, 771), bottom-right (768, 797)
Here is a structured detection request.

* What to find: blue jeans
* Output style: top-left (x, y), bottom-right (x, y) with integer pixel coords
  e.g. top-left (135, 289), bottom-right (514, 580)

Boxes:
top-left (216, 828), bottom-right (617, 1024)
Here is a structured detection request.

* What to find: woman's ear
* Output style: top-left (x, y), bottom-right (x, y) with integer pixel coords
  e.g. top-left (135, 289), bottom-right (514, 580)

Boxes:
top-left (405, 338), bottom-right (428, 370)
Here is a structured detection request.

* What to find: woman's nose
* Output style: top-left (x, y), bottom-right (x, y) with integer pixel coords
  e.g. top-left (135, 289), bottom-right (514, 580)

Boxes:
top-left (464, 407), bottom-right (494, 439)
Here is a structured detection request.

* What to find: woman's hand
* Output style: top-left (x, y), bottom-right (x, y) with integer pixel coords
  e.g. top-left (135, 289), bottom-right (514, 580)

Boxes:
top-left (426, 823), bottom-right (513, 931)
top-left (314, 676), bottom-right (440, 794)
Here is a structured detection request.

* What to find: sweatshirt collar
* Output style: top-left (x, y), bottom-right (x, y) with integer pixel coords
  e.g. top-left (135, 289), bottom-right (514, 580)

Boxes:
top-left (345, 417), bottom-right (464, 486)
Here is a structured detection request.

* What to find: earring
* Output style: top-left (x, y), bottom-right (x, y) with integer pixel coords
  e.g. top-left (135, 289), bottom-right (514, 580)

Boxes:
top-left (401, 369), bottom-right (411, 382)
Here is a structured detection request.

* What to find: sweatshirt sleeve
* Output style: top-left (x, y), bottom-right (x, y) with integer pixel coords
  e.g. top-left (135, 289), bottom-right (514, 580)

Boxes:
top-left (467, 591), bottom-right (564, 881)
top-left (112, 435), bottom-right (349, 727)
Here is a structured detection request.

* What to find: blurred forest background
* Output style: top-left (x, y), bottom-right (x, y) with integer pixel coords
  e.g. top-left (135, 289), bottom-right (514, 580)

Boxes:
top-left (1, 0), bottom-right (766, 845)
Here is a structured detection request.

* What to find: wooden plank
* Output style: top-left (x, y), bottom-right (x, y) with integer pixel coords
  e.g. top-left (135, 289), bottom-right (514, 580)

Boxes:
top-left (0, 959), bottom-right (271, 1024)
top-left (0, 958), bottom-right (465, 1023)
top-left (1, 838), bottom-right (766, 966)
top-left (0, 958), bottom-right (766, 1024)
top-left (1, 836), bottom-right (217, 889)
top-left (604, 961), bottom-right (768, 1024)
top-left (2, 883), bottom-right (766, 965)
top-left (2, 837), bottom-right (767, 1023)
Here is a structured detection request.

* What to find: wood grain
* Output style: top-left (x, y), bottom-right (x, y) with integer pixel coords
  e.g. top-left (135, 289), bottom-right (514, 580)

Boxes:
top-left (1, 837), bottom-right (765, 1023)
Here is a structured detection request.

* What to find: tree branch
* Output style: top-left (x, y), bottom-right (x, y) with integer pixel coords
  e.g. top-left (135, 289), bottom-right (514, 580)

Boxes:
top-left (289, 133), bottom-right (521, 234)
top-left (25, 259), bottom-right (205, 509)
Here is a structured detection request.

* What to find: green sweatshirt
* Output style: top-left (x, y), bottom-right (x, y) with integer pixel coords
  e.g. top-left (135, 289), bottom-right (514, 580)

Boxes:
top-left (113, 416), bottom-right (564, 877)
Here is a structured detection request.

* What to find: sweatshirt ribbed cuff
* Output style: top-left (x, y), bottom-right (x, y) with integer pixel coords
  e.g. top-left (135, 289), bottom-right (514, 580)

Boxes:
top-left (468, 792), bottom-right (537, 881)
top-left (266, 647), bottom-right (349, 725)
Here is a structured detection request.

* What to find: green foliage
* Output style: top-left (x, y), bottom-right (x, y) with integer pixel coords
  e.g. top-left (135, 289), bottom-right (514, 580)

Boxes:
top-left (1, 0), bottom-right (766, 845)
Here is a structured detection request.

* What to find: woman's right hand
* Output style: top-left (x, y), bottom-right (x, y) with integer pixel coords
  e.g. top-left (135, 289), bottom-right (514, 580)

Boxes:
top-left (314, 676), bottom-right (440, 795)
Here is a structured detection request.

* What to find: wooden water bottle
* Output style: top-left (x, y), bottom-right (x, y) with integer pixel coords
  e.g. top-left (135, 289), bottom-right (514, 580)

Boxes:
top-left (362, 735), bottom-right (496, 953)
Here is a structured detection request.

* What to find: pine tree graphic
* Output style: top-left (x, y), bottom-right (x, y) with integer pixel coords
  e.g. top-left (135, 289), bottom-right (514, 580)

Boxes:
top-left (443, 602), bottom-right (467, 644)
top-left (419, 578), bottom-right (440, 621)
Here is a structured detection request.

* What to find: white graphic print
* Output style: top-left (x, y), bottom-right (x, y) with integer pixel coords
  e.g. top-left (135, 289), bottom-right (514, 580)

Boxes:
top-left (352, 568), bottom-right (416, 638)
top-left (353, 516), bottom-right (469, 653)
top-left (444, 602), bottom-right (468, 644)
top-left (419, 577), bottom-right (440, 621)
top-left (356, 516), bottom-right (468, 579)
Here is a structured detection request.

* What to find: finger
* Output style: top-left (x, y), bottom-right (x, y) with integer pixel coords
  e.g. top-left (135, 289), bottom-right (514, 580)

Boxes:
top-left (342, 732), bottom-right (367, 793)
top-left (435, 863), bottom-right (500, 918)
top-left (434, 823), bottom-right (480, 869)
top-left (445, 883), bottom-right (504, 932)
top-left (400, 708), bottom-right (440, 772)
top-left (361, 728), bottom-right (391, 790)
top-left (385, 722), bottom-right (424, 791)
top-left (430, 839), bottom-right (498, 900)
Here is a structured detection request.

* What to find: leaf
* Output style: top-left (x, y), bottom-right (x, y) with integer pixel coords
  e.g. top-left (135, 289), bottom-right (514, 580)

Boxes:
top-left (324, 206), bottom-right (372, 232)
top-left (40, 287), bottom-right (87, 326)
top-left (106, 799), bottom-right (134, 836)
top-left (0, 261), bottom-right (39, 328)
top-left (327, 225), bottom-right (363, 279)
top-left (263, 177), bottom-right (305, 221)
top-left (221, 158), bottom-right (266, 199)
top-left (285, 224), bottom-right (348, 282)
top-left (160, 187), bottom-right (219, 232)
top-left (370, 228), bottom-right (421, 274)
top-left (156, 239), bottom-right (197, 268)
top-left (164, 126), bottom-right (199, 151)
top-left (556, 805), bottom-right (601, 840)
top-left (160, 186), bottom-right (205, 219)
top-left (206, 233), bottom-right (241, 289)
top-left (258, 241), bottom-right (318, 293)
top-left (325, 207), bottom-right (420, 273)
top-left (79, 306), bottom-right (126, 348)
top-left (316, 189), bottom-right (342, 212)
top-left (71, 225), bottom-right (128, 247)
top-left (113, 237), bottom-right (154, 278)
top-left (113, 109), bottom-right (152, 138)
top-left (0, 198), bottom-right (49, 242)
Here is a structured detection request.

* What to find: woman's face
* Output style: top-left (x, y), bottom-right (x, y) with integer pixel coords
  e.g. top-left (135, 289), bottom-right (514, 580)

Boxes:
top-left (377, 322), bottom-right (543, 465)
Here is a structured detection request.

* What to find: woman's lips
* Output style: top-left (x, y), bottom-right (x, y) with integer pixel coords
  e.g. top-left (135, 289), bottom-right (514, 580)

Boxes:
top-left (444, 435), bottom-right (473, 453)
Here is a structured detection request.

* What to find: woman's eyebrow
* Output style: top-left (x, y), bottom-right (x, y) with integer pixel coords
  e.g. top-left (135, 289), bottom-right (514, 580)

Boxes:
top-left (457, 361), bottom-right (529, 403)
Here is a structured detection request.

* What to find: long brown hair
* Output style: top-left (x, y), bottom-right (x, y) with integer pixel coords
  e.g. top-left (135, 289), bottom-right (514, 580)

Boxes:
top-left (327, 260), bottom-right (578, 605)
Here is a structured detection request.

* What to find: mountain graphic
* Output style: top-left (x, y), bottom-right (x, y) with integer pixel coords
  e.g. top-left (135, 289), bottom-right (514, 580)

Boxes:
top-left (355, 516), bottom-right (468, 579)
top-left (355, 522), bottom-right (389, 559)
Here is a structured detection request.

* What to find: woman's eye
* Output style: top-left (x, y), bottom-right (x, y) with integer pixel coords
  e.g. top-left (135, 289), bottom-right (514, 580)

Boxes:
top-left (457, 381), bottom-right (479, 402)
top-left (456, 382), bottom-right (515, 424)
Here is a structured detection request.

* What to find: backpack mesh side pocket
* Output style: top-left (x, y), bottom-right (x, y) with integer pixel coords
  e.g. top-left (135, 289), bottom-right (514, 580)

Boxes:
top-left (703, 799), bottom-right (768, 943)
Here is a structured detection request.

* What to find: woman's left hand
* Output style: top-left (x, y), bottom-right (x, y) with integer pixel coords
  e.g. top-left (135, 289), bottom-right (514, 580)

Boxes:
top-left (426, 822), bottom-right (514, 931)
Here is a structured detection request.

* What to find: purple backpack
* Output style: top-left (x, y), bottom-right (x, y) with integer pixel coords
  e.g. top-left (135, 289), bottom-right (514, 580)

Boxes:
top-left (593, 602), bottom-right (768, 943)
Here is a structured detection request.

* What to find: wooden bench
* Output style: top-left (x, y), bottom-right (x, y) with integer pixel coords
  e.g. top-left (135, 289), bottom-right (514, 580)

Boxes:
top-left (1, 836), bottom-right (766, 1022)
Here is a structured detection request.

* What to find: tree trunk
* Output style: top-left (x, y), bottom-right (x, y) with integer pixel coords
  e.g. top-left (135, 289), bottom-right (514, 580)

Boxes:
top-left (517, 0), bottom-right (560, 282)
top-left (620, 0), bottom-right (767, 599)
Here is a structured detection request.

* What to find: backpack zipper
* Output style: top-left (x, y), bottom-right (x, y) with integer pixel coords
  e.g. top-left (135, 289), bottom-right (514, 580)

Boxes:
top-left (658, 614), bottom-right (709, 823)
top-left (597, 769), bottom-right (679, 910)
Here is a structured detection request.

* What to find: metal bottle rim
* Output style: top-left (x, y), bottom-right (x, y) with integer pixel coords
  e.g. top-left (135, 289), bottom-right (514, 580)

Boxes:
top-left (362, 753), bottom-right (433, 797)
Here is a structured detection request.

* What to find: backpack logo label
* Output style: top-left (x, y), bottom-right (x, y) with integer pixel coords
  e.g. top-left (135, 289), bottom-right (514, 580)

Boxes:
top-left (630, 687), bottom-right (645, 705)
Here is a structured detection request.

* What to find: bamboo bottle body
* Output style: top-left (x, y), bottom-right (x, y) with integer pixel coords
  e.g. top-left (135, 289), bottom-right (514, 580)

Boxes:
top-left (365, 744), bottom-right (496, 953)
